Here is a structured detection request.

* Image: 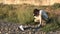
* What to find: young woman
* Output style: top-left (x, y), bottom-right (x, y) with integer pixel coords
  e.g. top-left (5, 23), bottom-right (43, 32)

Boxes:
top-left (33, 9), bottom-right (48, 26)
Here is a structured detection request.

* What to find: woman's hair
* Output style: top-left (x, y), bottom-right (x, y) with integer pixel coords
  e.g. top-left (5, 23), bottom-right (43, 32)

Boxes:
top-left (33, 9), bottom-right (39, 16)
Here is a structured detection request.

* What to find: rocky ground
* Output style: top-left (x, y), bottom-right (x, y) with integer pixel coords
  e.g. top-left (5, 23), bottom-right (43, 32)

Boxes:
top-left (0, 20), bottom-right (60, 34)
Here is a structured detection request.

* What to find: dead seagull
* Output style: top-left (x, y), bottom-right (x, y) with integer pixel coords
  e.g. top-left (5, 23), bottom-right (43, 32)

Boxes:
top-left (18, 25), bottom-right (24, 31)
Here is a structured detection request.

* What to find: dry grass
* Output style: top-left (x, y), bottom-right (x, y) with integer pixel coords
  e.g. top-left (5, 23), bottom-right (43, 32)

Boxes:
top-left (0, 3), bottom-right (60, 32)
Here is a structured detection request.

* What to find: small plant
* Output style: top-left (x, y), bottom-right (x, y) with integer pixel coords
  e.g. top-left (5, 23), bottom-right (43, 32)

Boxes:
top-left (52, 3), bottom-right (60, 9)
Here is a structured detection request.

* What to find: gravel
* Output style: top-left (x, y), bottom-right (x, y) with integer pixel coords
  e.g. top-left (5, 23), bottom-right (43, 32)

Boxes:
top-left (0, 20), bottom-right (60, 34)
